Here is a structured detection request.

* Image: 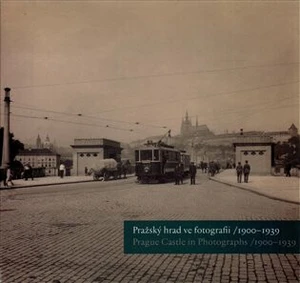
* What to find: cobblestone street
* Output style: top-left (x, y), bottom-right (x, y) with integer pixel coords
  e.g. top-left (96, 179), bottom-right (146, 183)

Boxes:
top-left (0, 175), bottom-right (299, 283)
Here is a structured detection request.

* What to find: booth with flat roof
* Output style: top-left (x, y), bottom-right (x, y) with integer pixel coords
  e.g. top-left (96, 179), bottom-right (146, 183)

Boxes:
top-left (233, 136), bottom-right (274, 175)
top-left (71, 138), bottom-right (122, 176)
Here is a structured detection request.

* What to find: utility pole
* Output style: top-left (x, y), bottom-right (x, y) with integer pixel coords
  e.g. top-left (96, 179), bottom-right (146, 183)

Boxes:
top-left (1, 88), bottom-right (11, 168)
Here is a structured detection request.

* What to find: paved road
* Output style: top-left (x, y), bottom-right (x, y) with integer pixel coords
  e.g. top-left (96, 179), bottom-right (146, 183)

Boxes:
top-left (0, 175), bottom-right (299, 283)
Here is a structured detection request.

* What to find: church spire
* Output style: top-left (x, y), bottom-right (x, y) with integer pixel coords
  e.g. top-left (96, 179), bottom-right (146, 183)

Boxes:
top-left (185, 110), bottom-right (189, 121)
top-left (36, 134), bottom-right (42, 149)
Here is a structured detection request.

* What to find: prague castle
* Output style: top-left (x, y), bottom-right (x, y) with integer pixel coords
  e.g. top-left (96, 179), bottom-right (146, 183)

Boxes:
top-left (180, 111), bottom-right (214, 139)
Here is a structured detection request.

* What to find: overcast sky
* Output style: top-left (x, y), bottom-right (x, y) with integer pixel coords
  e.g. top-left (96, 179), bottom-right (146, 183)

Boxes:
top-left (1, 1), bottom-right (299, 146)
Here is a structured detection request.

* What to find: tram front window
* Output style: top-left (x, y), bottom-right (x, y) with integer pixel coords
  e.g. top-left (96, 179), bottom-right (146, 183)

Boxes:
top-left (140, 150), bottom-right (152, 161)
top-left (135, 150), bottom-right (139, 162)
top-left (153, 150), bottom-right (159, 160)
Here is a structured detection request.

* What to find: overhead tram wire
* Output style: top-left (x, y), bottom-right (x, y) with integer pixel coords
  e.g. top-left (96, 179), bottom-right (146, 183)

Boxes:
top-left (81, 80), bottom-right (300, 115)
top-left (11, 105), bottom-right (170, 130)
top-left (10, 114), bottom-right (145, 134)
top-left (11, 80), bottom-right (299, 117)
top-left (149, 94), bottom-right (294, 122)
top-left (9, 61), bottom-right (299, 90)
top-left (10, 80), bottom-right (299, 130)
top-left (10, 113), bottom-right (169, 135)
top-left (144, 94), bottom-right (299, 126)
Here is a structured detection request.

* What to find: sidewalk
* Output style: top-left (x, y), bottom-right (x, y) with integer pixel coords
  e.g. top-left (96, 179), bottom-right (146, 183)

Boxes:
top-left (209, 169), bottom-right (300, 205)
top-left (0, 175), bottom-right (95, 190)
top-left (0, 174), bottom-right (136, 190)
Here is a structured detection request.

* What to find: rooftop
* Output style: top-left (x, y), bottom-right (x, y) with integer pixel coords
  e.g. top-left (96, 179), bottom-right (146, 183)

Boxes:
top-left (18, 148), bottom-right (59, 156)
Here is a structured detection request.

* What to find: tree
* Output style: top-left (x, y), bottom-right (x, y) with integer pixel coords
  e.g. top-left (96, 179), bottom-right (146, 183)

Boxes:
top-left (285, 135), bottom-right (300, 166)
top-left (9, 133), bottom-right (25, 163)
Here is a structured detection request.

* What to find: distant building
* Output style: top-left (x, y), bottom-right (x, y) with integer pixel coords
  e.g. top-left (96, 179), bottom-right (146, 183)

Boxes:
top-left (16, 148), bottom-right (60, 176)
top-left (267, 124), bottom-right (298, 143)
top-left (35, 134), bottom-right (54, 150)
top-left (36, 134), bottom-right (42, 149)
top-left (71, 138), bottom-right (123, 175)
top-left (180, 111), bottom-right (214, 138)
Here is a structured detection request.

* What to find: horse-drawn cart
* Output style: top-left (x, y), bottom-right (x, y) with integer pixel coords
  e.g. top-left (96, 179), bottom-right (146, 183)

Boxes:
top-left (89, 159), bottom-right (118, 181)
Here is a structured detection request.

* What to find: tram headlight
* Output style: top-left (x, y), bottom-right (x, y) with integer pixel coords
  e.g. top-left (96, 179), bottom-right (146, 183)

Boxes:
top-left (144, 165), bottom-right (150, 173)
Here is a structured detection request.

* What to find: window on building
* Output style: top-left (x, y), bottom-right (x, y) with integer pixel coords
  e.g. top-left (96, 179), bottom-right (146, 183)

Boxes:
top-left (243, 151), bottom-right (248, 155)
top-left (251, 151), bottom-right (256, 155)
top-left (80, 153), bottom-right (84, 157)
top-left (87, 153), bottom-right (91, 157)
top-left (93, 153), bottom-right (98, 157)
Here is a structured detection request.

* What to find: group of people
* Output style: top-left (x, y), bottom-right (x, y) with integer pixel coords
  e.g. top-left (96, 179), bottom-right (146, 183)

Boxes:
top-left (235, 160), bottom-right (251, 183)
top-left (174, 162), bottom-right (197, 185)
top-left (199, 161), bottom-right (220, 176)
top-left (0, 162), bottom-right (34, 188)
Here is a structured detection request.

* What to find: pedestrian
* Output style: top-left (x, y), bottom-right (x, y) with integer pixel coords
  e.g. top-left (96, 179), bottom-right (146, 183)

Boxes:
top-left (174, 164), bottom-right (180, 185)
top-left (122, 161), bottom-right (129, 179)
top-left (59, 163), bottom-right (65, 178)
top-left (6, 165), bottom-right (14, 187)
top-left (284, 163), bottom-right (292, 177)
top-left (84, 167), bottom-right (88, 176)
top-left (236, 162), bottom-right (243, 183)
top-left (189, 162), bottom-right (197, 185)
top-left (117, 162), bottom-right (122, 179)
top-left (179, 163), bottom-right (184, 184)
top-left (0, 168), bottom-right (7, 187)
top-left (209, 161), bottom-right (216, 177)
top-left (24, 163), bottom-right (34, 181)
top-left (243, 160), bottom-right (251, 183)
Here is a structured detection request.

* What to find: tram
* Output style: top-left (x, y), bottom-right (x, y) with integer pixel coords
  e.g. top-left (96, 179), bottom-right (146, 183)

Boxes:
top-left (135, 140), bottom-right (190, 183)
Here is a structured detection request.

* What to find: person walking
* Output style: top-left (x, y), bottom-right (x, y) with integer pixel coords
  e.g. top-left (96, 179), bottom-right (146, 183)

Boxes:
top-left (59, 163), bottom-right (65, 178)
top-left (6, 165), bottom-right (14, 187)
top-left (243, 160), bottom-right (251, 183)
top-left (236, 162), bottom-right (243, 183)
top-left (284, 163), bottom-right (292, 177)
top-left (189, 162), bottom-right (197, 185)
top-left (24, 163), bottom-right (34, 181)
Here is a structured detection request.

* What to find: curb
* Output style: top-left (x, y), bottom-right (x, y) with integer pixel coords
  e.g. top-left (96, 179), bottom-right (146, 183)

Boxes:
top-left (0, 179), bottom-right (96, 190)
top-left (209, 177), bottom-right (300, 206)
top-left (0, 175), bottom-right (136, 191)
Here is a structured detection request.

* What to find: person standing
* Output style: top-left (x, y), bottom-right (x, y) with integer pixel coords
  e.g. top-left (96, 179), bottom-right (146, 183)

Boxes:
top-left (174, 164), bottom-right (180, 185)
top-left (189, 162), bottom-right (197, 185)
top-left (236, 162), bottom-right (243, 183)
top-left (179, 163), bottom-right (184, 184)
top-left (59, 163), bottom-right (65, 178)
top-left (117, 162), bottom-right (122, 179)
top-left (243, 160), bottom-right (251, 183)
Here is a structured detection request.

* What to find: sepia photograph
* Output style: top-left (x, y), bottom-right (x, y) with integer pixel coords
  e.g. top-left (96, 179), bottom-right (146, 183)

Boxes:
top-left (0, 1), bottom-right (299, 282)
